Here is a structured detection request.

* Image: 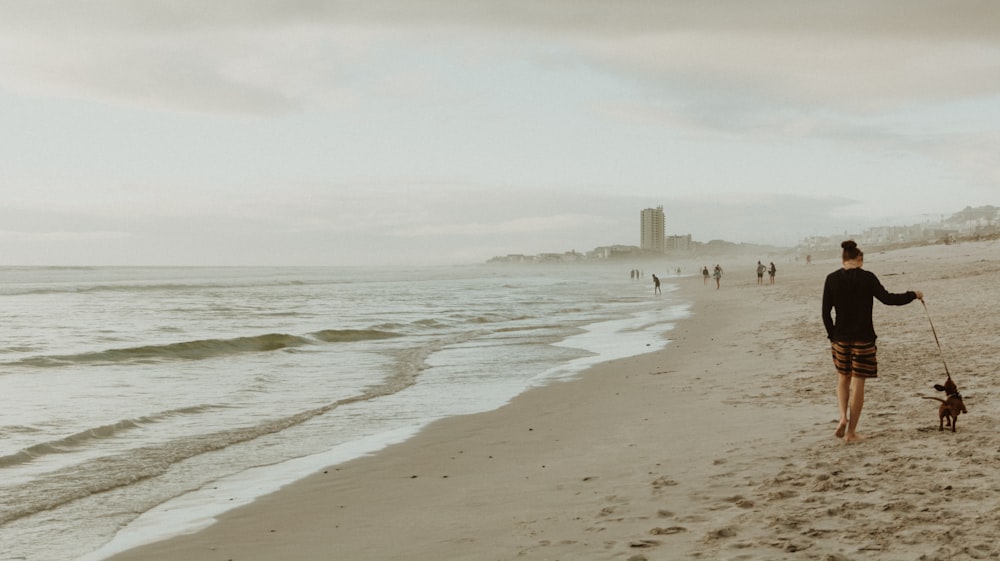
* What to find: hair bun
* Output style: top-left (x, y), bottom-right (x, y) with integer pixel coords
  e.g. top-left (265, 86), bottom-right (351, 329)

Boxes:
top-left (841, 240), bottom-right (857, 250)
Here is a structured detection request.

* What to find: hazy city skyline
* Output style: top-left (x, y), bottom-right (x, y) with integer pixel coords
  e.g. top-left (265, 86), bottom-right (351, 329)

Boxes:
top-left (1, 2), bottom-right (998, 266)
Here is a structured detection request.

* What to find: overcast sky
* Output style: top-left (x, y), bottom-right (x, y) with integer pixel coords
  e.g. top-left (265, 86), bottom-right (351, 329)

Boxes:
top-left (1, 1), bottom-right (998, 266)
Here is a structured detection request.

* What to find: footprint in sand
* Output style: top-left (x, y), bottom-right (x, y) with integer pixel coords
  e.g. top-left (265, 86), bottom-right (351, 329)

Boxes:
top-left (651, 476), bottom-right (679, 494)
top-left (650, 526), bottom-right (687, 535)
top-left (704, 526), bottom-right (737, 542)
top-left (598, 506), bottom-right (618, 517)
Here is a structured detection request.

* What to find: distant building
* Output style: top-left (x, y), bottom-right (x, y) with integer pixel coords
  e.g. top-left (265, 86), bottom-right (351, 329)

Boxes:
top-left (640, 206), bottom-right (666, 253)
top-left (666, 234), bottom-right (692, 251)
top-left (588, 245), bottom-right (641, 260)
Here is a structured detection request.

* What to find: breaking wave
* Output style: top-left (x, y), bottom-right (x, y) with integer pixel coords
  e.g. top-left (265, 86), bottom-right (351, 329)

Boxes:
top-left (0, 405), bottom-right (223, 468)
top-left (310, 329), bottom-right (401, 343)
top-left (13, 334), bottom-right (311, 367)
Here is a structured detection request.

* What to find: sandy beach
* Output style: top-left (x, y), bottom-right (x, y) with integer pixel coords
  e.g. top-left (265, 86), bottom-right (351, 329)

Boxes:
top-left (104, 239), bottom-right (1000, 561)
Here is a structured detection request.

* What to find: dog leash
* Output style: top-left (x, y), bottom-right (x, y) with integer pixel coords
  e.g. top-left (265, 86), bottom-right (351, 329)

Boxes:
top-left (921, 299), bottom-right (952, 379)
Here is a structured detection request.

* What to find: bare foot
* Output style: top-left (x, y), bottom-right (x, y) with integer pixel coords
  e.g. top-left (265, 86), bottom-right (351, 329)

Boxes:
top-left (834, 421), bottom-right (847, 439)
top-left (844, 433), bottom-right (867, 444)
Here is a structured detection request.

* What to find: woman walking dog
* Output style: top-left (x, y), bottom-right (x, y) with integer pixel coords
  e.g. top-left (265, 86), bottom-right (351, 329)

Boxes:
top-left (822, 240), bottom-right (922, 443)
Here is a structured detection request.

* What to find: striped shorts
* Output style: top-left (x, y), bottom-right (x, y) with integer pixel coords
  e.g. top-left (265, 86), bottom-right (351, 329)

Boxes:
top-left (831, 340), bottom-right (878, 378)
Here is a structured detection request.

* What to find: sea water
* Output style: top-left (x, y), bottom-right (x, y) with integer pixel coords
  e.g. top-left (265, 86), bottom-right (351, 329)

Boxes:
top-left (0, 265), bottom-right (688, 561)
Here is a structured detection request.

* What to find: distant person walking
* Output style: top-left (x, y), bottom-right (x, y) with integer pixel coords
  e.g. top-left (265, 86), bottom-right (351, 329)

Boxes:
top-left (768, 262), bottom-right (777, 284)
top-left (712, 264), bottom-right (722, 289)
top-left (652, 274), bottom-right (661, 295)
top-left (756, 261), bottom-right (766, 285)
top-left (702, 266), bottom-right (710, 285)
top-left (822, 240), bottom-right (922, 444)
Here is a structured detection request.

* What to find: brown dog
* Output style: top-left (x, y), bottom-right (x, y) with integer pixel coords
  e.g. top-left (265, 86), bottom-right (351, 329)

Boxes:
top-left (923, 375), bottom-right (967, 432)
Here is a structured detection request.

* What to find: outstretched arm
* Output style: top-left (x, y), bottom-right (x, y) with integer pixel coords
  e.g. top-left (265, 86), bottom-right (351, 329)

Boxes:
top-left (873, 277), bottom-right (920, 306)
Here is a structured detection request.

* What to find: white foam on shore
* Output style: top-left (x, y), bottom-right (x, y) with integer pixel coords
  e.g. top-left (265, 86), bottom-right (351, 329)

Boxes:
top-left (75, 424), bottom-right (423, 561)
top-left (536, 302), bottom-right (688, 384)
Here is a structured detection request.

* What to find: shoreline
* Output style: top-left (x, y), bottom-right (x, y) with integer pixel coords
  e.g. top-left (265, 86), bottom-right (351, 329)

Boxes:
top-left (101, 240), bottom-right (1000, 560)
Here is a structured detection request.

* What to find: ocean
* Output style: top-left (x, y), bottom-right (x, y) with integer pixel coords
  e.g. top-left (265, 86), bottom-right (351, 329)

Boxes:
top-left (0, 265), bottom-right (688, 561)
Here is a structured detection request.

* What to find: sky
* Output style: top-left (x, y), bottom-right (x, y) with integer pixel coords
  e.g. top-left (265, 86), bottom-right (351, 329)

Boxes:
top-left (1, 1), bottom-right (998, 266)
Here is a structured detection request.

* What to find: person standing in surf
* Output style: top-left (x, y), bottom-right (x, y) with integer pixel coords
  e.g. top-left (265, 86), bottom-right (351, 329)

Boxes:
top-left (822, 240), bottom-right (922, 443)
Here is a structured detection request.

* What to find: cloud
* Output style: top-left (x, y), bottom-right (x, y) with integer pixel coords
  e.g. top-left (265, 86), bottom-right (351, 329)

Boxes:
top-left (2, 1), bottom-right (997, 117)
top-left (0, 2), bottom-right (994, 266)
top-left (0, 229), bottom-right (131, 242)
top-left (392, 213), bottom-right (615, 237)
top-left (0, 22), bottom-right (365, 114)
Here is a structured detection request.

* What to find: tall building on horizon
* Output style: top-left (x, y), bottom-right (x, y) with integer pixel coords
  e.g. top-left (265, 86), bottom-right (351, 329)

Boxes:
top-left (640, 206), bottom-right (665, 253)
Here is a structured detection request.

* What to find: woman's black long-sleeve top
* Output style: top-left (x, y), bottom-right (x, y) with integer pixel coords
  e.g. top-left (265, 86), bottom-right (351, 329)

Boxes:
top-left (822, 267), bottom-right (917, 342)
